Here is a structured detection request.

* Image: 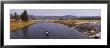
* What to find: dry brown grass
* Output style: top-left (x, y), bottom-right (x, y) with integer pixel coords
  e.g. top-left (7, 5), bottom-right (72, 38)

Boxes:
top-left (50, 20), bottom-right (101, 27)
top-left (10, 19), bottom-right (37, 32)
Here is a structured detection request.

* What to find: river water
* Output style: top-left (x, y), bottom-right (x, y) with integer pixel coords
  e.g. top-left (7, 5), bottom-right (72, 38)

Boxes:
top-left (10, 21), bottom-right (90, 39)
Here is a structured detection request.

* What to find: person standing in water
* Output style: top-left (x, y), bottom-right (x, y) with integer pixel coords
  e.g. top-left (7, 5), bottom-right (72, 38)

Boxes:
top-left (45, 29), bottom-right (49, 37)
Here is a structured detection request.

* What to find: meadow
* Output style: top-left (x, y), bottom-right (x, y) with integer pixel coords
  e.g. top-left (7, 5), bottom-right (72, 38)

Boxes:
top-left (10, 19), bottom-right (37, 32)
top-left (48, 20), bottom-right (101, 27)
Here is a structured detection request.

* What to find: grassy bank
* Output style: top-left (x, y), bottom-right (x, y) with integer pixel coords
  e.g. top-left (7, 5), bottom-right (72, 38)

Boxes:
top-left (49, 20), bottom-right (101, 39)
top-left (49, 20), bottom-right (101, 25)
top-left (10, 19), bottom-right (37, 32)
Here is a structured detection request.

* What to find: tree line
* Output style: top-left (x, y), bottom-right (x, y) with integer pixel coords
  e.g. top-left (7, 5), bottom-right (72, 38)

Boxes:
top-left (10, 10), bottom-right (101, 20)
top-left (11, 10), bottom-right (29, 22)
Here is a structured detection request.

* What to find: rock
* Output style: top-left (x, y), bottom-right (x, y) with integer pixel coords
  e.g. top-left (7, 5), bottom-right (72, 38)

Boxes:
top-left (89, 32), bottom-right (101, 39)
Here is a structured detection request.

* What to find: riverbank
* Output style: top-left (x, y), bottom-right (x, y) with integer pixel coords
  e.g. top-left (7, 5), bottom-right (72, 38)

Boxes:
top-left (10, 20), bottom-right (37, 32)
top-left (49, 20), bottom-right (101, 27)
top-left (49, 20), bottom-right (101, 39)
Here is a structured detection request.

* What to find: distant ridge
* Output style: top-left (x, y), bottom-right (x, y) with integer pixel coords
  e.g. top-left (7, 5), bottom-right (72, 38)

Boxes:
top-left (10, 14), bottom-right (101, 20)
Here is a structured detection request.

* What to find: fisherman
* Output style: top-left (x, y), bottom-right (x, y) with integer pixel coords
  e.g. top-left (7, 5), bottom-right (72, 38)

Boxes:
top-left (45, 29), bottom-right (49, 36)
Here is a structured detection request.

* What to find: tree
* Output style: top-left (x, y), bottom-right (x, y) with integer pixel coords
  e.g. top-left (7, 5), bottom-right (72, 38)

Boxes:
top-left (10, 14), bottom-right (15, 19)
top-left (20, 10), bottom-right (29, 22)
top-left (14, 12), bottom-right (19, 21)
top-left (59, 18), bottom-right (62, 20)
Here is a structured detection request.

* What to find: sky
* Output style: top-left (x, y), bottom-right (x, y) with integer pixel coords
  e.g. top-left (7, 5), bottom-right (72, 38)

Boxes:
top-left (10, 9), bottom-right (101, 16)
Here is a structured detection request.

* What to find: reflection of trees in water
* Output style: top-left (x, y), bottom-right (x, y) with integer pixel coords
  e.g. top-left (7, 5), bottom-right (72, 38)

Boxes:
top-left (22, 27), bottom-right (29, 38)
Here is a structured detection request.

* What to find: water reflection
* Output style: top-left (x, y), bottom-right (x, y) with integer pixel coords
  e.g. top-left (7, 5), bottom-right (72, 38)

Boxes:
top-left (10, 22), bottom-right (90, 39)
top-left (10, 26), bottom-right (29, 39)
top-left (45, 33), bottom-right (49, 38)
top-left (22, 27), bottom-right (29, 39)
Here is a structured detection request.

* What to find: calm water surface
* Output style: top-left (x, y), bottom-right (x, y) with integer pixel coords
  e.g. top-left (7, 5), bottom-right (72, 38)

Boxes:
top-left (10, 21), bottom-right (90, 39)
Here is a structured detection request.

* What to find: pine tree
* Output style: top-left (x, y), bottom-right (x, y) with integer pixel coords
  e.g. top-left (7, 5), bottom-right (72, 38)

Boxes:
top-left (14, 12), bottom-right (19, 22)
top-left (20, 10), bottom-right (29, 22)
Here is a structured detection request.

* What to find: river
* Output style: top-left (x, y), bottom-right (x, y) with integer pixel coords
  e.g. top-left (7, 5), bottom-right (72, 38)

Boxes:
top-left (10, 21), bottom-right (90, 39)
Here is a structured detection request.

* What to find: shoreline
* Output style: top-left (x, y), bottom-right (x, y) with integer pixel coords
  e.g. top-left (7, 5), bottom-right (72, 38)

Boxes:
top-left (10, 20), bottom-right (37, 32)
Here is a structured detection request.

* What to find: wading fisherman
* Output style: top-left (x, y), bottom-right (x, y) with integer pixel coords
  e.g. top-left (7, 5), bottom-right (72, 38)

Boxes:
top-left (45, 29), bottom-right (49, 36)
